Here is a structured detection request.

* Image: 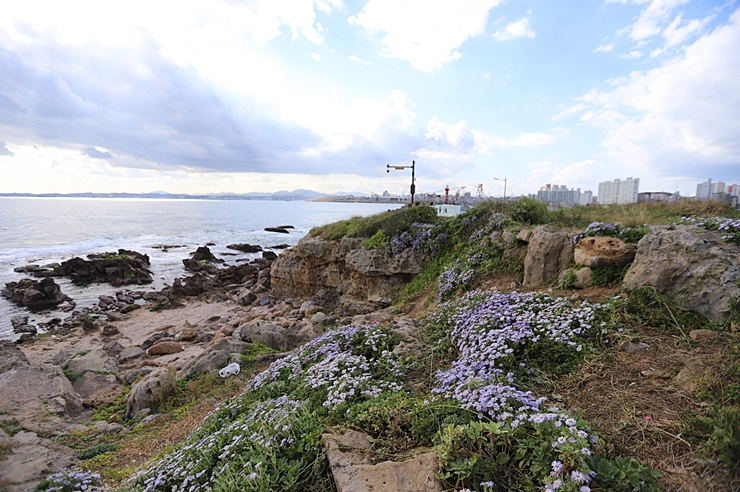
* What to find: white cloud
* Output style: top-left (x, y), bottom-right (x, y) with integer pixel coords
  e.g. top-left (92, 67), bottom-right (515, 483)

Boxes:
top-left (621, 50), bottom-right (643, 59)
top-left (311, 52), bottom-right (322, 60)
top-left (349, 0), bottom-right (502, 72)
top-left (348, 55), bottom-right (372, 64)
top-left (562, 8), bottom-right (740, 182)
top-left (594, 43), bottom-right (614, 53)
top-left (493, 17), bottom-right (536, 42)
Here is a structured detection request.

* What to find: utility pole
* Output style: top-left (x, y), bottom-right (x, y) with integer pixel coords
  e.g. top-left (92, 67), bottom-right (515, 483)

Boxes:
top-left (494, 177), bottom-right (507, 202)
top-left (386, 160), bottom-right (416, 205)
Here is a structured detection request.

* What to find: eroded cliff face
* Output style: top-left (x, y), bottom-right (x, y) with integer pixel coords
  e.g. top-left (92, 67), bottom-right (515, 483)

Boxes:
top-left (270, 236), bottom-right (422, 314)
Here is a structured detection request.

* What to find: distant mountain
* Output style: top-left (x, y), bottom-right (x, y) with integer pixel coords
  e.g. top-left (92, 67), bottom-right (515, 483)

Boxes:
top-left (0, 189), bottom-right (324, 200)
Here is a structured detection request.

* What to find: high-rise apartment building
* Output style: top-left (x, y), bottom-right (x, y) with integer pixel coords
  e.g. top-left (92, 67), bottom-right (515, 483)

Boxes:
top-left (597, 178), bottom-right (639, 205)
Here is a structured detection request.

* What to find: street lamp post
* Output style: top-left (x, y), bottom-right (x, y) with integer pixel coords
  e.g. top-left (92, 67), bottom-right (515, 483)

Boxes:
top-left (386, 160), bottom-right (416, 205)
top-left (494, 177), bottom-right (507, 202)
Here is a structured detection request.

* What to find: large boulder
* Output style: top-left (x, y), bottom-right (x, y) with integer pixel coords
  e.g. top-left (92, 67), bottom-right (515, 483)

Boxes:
top-left (179, 350), bottom-right (230, 378)
top-left (234, 320), bottom-right (287, 350)
top-left (523, 226), bottom-right (573, 286)
top-left (0, 341), bottom-right (30, 373)
top-left (1, 277), bottom-right (68, 308)
top-left (271, 236), bottom-right (422, 308)
top-left (574, 236), bottom-right (637, 268)
top-left (0, 431), bottom-right (77, 492)
top-left (0, 365), bottom-right (83, 435)
top-left (623, 228), bottom-right (740, 322)
top-left (64, 349), bottom-right (119, 377)
top-left (125, 367), bottom-right (176, 419)
top-left (71, 372), bottom-right (120, 399)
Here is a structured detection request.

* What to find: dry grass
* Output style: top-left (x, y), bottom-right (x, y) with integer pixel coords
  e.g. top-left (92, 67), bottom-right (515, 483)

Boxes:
top-left (549, 328), bottom-right (740, 492)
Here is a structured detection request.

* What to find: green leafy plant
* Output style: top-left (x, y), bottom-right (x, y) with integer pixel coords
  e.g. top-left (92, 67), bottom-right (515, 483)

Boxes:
top-left (78, 443), bottom-right (119, 460)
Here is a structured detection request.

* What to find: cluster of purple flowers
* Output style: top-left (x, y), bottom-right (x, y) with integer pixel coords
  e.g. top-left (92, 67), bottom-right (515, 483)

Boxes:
top-left (249, 323), bottom-right (403, 409)
top-left (679, 215), bottom-right (740, 245)
top-left (438, 253), bottom-right (485, 301)
top-left (387, 223), bottom-right (448, 257)
top-left (38, 468), bottom-right (103, 492)
top-left (544, 459), bottom-right (595, 492)
top-left (430, 290), bottom-right (602, 490)
top-left (129, 395), bottom-right (304, 492)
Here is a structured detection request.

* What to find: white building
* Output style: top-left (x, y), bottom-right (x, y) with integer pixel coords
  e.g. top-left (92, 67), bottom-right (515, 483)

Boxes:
top-left (535, 184), bottom-right (581, 208)
top-left (598, 178), bottom-right (639, 205)
top-left (579, 190), bottom-right (594, 206)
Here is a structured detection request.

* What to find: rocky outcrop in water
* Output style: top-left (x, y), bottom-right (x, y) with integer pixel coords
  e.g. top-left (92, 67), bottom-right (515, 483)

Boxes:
top-left (22, 249), bottom-right (154, 286)
top-left (1, 277), bottom-right (69, 309)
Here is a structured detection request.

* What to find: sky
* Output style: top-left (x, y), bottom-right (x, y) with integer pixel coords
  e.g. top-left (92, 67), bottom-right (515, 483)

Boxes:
top-left (0, 0), bottom-right (738, 198)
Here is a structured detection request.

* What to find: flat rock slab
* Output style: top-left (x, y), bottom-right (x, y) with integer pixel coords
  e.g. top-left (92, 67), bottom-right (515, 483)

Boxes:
top-left (0, 365), bottom-right (83, 435)
top-left (0, 431), bottom-right (77, 492)
top-left (323, 430), bottom-right (443, 492)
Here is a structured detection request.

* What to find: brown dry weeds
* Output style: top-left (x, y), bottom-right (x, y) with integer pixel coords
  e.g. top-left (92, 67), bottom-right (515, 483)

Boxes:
top-left (550, 328), bottom-right (739, 492)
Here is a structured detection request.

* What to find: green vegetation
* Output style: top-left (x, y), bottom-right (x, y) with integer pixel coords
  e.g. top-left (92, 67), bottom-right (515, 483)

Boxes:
top-left (310, 205), bottom-right (438, 240)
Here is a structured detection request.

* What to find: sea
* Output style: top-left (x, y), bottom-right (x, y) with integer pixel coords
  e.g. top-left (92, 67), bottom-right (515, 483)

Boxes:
top-left (0, 197), bottom-right (401, 341)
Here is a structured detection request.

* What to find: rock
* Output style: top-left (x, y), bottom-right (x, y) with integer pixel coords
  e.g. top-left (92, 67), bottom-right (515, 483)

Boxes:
top-left (180, 350), bottom-right (230, 378)
top-left (118, 347), bottom-right (147, 364)
top-left (175, 328), bottom-right (198, 342)
top-left (522, 225), bottom-right (573, 287)
top-left (574, 236), bottom-right (637, 268)
top-left (120, 303), bottom-right (141, 314)
top-left (191, 246), bottom-right (221, 263)
top-left (311, 312), bottom-right (328, 324)
top-left (0, 365), bottom-right (83, 435)
top-left (125, 367), bottom-right (176, 419)
top-left (293, 321), bottom-right (324, 346)
top-left (502, 231), bottom-right (516, 244)
top-left (103, 340), bottom-right (125, 357)
top-left (227, 243), bottom-right (262, 253)
top-left (675, 359), bottom-right (708, 393)
top-left (516, 229), bottom-right (533, 243)
top-left (620, 341), bottom-right (652, 353)
top-left (234, 320), bottom-right (287, 349)
top-left (238, 290), bottom-right (257, 306)
top-left (323, 429), bottom-right (443, 492)
top-left (92, 421), bottom-right (124, 435)
top-left (641, 369), bottom-right (671, 379)
top-left (100, 323), bottom-right (120, 336)
top-left (0, 431), bottom-right (77, 492)
top-left (71, 371), bottom-right (119, 399)
top-left (269, 243), bottom-right (290, 249)
top-left (58, 249), bottom-right (153, 286)
top-left (182, 258), bottom-right (218, 274)
top-left (352, 309), bottom-right (395, 326)
top-left (299, 301), bottom-right (316, 315)
top-left (65, 349), bottom-right (119, 377)
top-left (0, 341), bottom-right (30, 373)
top-left (392, 341), bottom-right (424, 358)
top-left (574, 267), bottom-right (592, 289)
top-left (1, 277), bottom-right (68, 308)
top-left (392, 317), bottom-right (419, 342)
top-left (141, 332), bottom-right (173, 350)
top-left (83, 385), bottom-right (125, 408)
top-left (124, 366), bottom-right (156, 384)
top-left (689, 329), bottom-right (720, 341)
top-left (271, 236), bottom-right (421, 309)
top-left (265, 227), bottom-right (290, 233)
top-left (207, 337), bottom-right (250, 354)
top-left (147, 341), bottom-right (183, 356)
top-left (10, 315), bottom-right (29, 330)
top-left (623, 228), bottom-right (740, 322)
top-left (261, 250), bottom-right (277, 261)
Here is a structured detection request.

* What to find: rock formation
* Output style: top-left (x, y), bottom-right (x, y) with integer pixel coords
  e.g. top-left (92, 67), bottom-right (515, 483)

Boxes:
top-left (522, 225), bottom-right (573, 286)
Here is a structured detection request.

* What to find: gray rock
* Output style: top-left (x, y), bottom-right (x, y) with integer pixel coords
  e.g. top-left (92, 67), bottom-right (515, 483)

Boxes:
top-left (516, 229), bottom-right (533, 243)
top-left (574, 267), bottom-right (592, 289)
top-left (65, 349), bottom-right (118, 377)
top-left (310, 312), bottom-right (328, 324)
top-left (502, 231), bottom-right (516, 244)
top-left (523, 225), bottom-right (573, 287)
top-left (180, 350), bottom-right (230, 378)
top-left (238, 290), bottom-right (257, 306)
top-left (392, 317), bottom-right (419, 342)
top-left (0, 431), bottom-right (77, 492)
top-left (207, 337), bottom-right (250, 354)
top-left (0, 365), bottom-right (83, 435)
top-left (125, 367), bottom-right (176, 419)
top-left (71, 371), bottom-right (119, 399)
top-left (623, 228), bottom-right (740, 322)
top-left (10, 315), bottom-right (29, 330)
top-left (118, 346), bottom-right (146, 364)
top-left (0, 341), bottom-right (30, 374)
top-left (124, 366), bottom-right (155, 384)
top-left (620, 341), bottom-right (652, 354)
top-left (141, 332), bottom-right (173, 350)
top-left (235, 320), bottom-right (287, 349)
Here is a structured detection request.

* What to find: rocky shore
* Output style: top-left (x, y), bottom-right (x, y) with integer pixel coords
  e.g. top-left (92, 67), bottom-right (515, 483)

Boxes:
top-left (1, 218), bottom-right (739, 491)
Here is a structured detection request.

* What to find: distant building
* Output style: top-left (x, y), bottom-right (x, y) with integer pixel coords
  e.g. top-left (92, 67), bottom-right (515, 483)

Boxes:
top-left (638, 191), bottom-right (679, 203)
top-left (533, 184), bottom-right (581, 208)
top-left (696, 179), bottom-right (740, 203)
top-left (579, 190), bottom-right (594, 206)
top-left (434, 204), bottom-right (462, 216)
top-left (598, 178), bottom-right (639, 205)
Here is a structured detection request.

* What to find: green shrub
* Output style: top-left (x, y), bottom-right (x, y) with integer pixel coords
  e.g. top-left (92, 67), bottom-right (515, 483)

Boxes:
top-left (510, 197), bottom-right (550, 225)
top-left (79, 443), bottom-right (119, 460)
